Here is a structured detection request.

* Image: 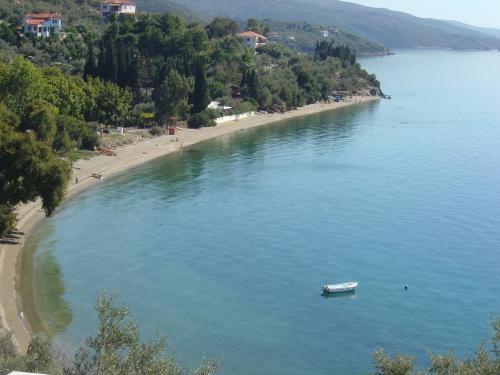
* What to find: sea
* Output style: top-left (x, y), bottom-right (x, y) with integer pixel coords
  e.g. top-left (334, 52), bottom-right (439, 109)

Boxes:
top-left (22, 49), bottom-right (500, 374)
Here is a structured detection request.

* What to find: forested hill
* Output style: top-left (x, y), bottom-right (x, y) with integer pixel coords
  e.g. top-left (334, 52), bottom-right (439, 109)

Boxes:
top-left (168, 0), bottom-right (500, 50)
top-left (0, 0), bottom-right (201, 25)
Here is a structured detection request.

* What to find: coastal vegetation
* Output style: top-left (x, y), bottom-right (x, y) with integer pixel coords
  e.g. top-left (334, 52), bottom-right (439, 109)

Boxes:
top-left (0, 56), bottom-right (132, 235)
top-left (257, 20), bottom-right (391, 56)
top-left (0, 292), bottom-right (219, 375)
top-left (0, 2), bottom-right (382, 237)
top-left (0, 293), bottom-right (498, 374)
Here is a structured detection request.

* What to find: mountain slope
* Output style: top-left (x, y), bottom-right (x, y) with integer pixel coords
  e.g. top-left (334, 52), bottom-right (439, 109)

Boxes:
top-left (168, 0), bottom-right (500, 50)
top-left (134, 0), bottom-right (205, 22)
top-left (446, 21), bottom-right (500, 40)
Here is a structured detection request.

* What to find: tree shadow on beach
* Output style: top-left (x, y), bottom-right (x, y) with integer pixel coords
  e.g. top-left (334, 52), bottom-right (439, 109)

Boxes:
top-left (0, 231), bottom-right (24, 245)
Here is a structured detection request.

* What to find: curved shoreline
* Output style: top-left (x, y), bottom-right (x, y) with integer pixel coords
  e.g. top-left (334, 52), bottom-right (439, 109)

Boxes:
top-left (0, 96), bottom-right (378, 352)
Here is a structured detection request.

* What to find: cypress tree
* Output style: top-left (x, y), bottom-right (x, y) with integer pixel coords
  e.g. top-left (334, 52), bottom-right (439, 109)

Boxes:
top-left (96, 40), bottom-right (106, 79)
top-left (84, 41), bottom-right (97, 78)
top-left (190, 60), bottom-right (210, 114)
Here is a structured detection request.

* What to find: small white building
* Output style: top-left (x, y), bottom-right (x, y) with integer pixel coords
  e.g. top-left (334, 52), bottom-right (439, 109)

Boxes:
top-left (100, 0), bottom-right (136, 18)
top-left (22, 13), bottom-right (62, 37)
top-left (237, 31), bottom-right (267, 49)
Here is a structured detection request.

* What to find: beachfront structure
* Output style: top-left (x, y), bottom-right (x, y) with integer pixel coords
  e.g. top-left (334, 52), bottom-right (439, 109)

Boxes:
top-left (100, 0), bottom-right (136, 18)
top-left (237, 31), bottom-right (267, 49)
top-left (22, 13), bottom-right (62, 37)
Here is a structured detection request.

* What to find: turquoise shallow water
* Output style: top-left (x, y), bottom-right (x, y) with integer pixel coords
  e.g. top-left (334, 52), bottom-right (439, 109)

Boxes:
top-left (25, 50), bottom-right (500, 374)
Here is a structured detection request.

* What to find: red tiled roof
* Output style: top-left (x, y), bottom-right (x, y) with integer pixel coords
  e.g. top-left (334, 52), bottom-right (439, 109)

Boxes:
top-left (238, 31), bottom-right (267, 40)
top-left (25, 12), bottom-right (62, 19)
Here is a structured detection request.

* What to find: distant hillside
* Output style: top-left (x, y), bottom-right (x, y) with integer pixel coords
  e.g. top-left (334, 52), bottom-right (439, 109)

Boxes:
top-left (134, 0), bottom-right (204, 23)
top-left (260, 20), bottom-right (391, 56)
top-left (168, 0), bottom-right (500, 50)
top-left (446, 20), bottom-right (500, 41)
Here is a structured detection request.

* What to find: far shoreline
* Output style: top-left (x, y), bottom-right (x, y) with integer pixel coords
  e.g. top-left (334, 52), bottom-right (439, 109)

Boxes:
top-left (0, 96), bottom-right (379, 353)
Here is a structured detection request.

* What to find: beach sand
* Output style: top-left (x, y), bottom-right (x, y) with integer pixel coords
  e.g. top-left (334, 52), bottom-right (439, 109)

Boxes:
top-left (0, 96), bottom-right (378, 352)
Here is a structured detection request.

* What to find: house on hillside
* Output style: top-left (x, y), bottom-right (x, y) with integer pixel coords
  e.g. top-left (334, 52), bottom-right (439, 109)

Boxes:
top-left (100, 0), bottom-right (136, 18)
top-left (22, 13), bottom-right (62, 37)
top-left (237, 31), bottom-right (267, 49)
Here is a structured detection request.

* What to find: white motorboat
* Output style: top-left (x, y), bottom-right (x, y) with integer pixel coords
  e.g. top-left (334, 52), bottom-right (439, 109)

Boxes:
top-left (322, 281), bottom-right (358, 293)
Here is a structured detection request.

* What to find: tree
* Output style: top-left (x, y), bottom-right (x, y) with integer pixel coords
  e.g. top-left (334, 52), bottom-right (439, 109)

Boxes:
top-left (206, 17), bottom-right (238, 39)
top-left (188, 111), bottom-right (216, 129)
top-left (0, 57), bottom-right (47, 115)
top-left (84, 39), bottom-right (98, 78)
top-left (190, 60), bottom-right (210, 114)
top-left (153, 69), bottom-right (192, 123)
top-left (21, 99), bottom-right (58, 144)
top-left (372, 319), bottom-right (500, 375)
top-left (66, 291), bottom-right (219, 375)
top-left (372, 349), bottom-right (415, 375)
top-left (84, 77), bottom-right (132, 125)
top-left (246, 18), bottom-right (262, 34)
top-left (0, 104), bottom-right (71, 236)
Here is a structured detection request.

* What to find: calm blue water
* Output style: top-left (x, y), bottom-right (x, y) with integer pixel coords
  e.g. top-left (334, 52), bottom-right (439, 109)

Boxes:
top-left (24, 50), bottom-right (500, 374)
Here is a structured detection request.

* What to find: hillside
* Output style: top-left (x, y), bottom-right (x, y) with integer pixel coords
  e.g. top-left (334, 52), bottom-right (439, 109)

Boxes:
top-left (0, 0), bottom-right (202, 26)
top-left (168, 0), bottom-right (500, 50)
top-left (260, 20), bottom-right (391, 56)
top-left (446, 21), bottom-right (500, 41)
top-left (134, 0), bottom-right (204, 22)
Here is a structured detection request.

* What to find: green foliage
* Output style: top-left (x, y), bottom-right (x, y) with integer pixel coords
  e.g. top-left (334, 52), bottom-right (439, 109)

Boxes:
top-left (246, 18), bottom-right (269, 36)
top-left (84, 77), bottom-right (133, 125)
top-left (22, 99), bottom-right (58, 144)
top-left (0, 104), bottom-right (72, 234)
top-left (372, 319), bottom-right (500, 375)
top-left (206, 17), bottom-right (239, 39)
top-left (315, 40), bottom-right (356, 64)
top-left (373, 349), bottom-right (415, 375)
top-left (191, 59), bottom-right (211, 114)
top-left (0, 205), bottom-right (16, 237)
top-left (0, 56), bottom-right (48, 114)
top-left (153, 69), bottom-right (192, 122)
top-left (188, 111), bottom-right (216, 129)
top-left (0, 330), bottom-right (16, 360)
top-left (25, 335), bottom-right (53, 373)
top-left (0, 57), bottom-right (131, 126)
top-left (65, 291), bottom-right (219, 375)
top-left (259, 20), bottom-right (390, 56)
top-left (149, 126), bottom-right (165, 136)
top-left (55, 115), bottom-right (99, 151)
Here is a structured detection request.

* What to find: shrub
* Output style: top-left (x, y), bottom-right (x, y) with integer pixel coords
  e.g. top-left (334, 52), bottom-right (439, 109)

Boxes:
top-left (149, 126), bottom-right (164, 136)
top-left (188, 111), bottom-right (216, 129)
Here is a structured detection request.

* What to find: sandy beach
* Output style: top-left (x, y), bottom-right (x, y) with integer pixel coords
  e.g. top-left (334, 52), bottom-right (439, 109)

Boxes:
top-left (0, 96), bottom-right (377, 352)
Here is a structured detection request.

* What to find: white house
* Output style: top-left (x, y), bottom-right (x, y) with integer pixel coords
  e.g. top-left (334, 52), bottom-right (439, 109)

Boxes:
top-left (22, 13), bottom-right (62, 37)
top-left (237, 31), bottom-right (267, 49)
top-left (100, 0), bottom-right (136, 18)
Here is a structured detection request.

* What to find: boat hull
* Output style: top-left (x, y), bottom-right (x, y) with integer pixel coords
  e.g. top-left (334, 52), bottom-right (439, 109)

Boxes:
top-left (322, 282), bottom-right (358, 293)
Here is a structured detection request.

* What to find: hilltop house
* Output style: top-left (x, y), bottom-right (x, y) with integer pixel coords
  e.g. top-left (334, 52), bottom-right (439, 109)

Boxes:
top-left (22, 13), bottom-right (62, 37)
top-left (237, 31), bottom-right (267, 49)
top-left (100, 0), bottom-right (136, 18)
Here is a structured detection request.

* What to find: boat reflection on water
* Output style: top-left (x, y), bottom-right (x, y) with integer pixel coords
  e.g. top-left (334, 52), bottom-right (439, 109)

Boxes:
top-left (321, 290), bottom-right (357, 299)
